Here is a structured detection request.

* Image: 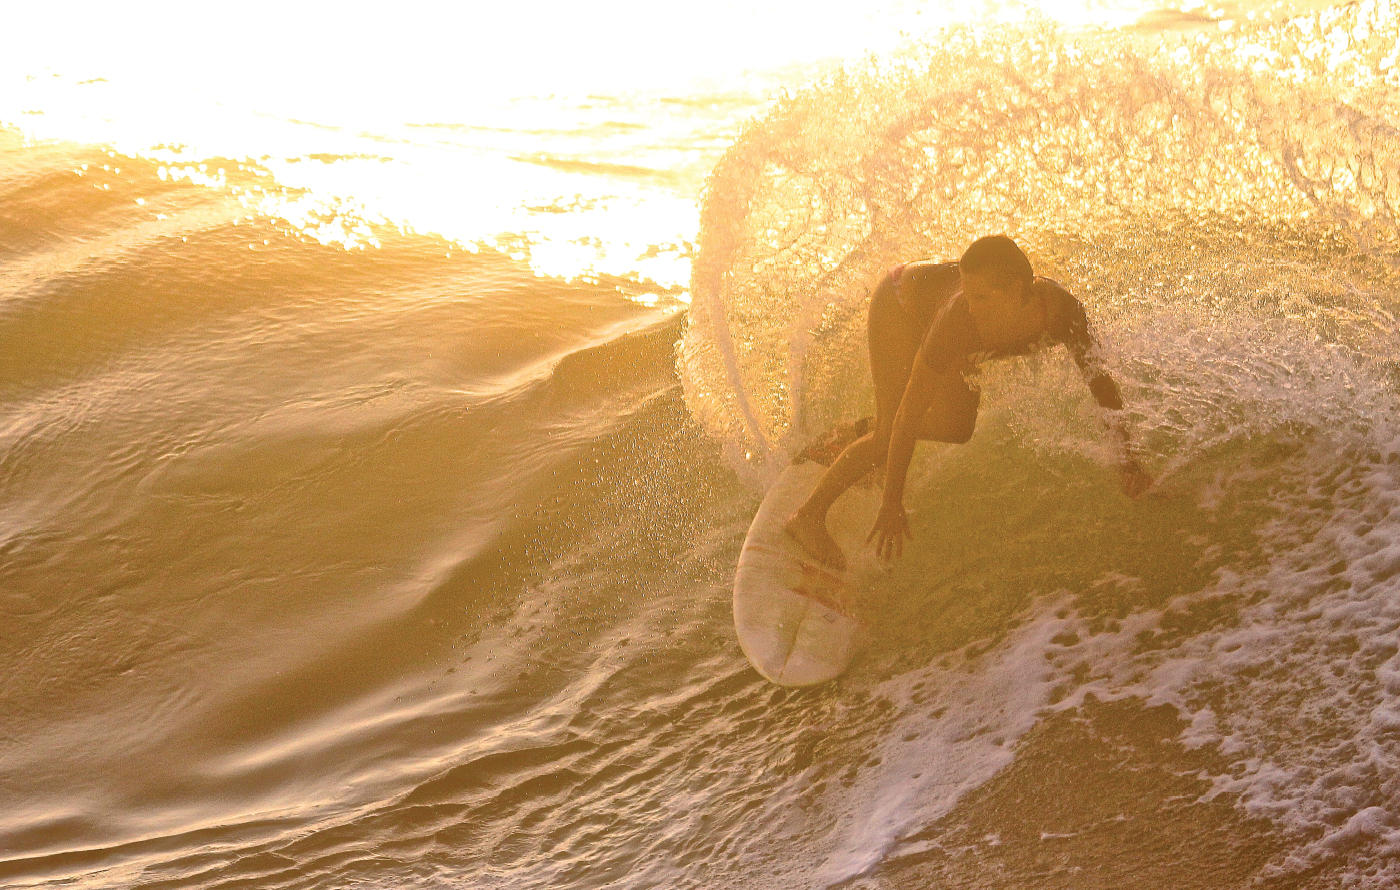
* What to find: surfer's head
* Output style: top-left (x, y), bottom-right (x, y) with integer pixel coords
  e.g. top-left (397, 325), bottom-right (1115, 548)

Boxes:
top-left (959, 235), bottom-right (1034, 302)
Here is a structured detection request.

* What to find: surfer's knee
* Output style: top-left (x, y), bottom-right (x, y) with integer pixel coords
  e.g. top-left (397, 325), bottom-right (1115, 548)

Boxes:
top-left (916, 410), bottom-right (975, 444)
top-left (940, 411), bottom-right (976, 443)
top-left (944, 423), bottom-right (974, 445)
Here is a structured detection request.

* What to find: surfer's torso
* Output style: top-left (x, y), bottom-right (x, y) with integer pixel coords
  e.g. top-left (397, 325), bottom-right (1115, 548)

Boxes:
top-left (890, 259), bottom-right (1094, 375)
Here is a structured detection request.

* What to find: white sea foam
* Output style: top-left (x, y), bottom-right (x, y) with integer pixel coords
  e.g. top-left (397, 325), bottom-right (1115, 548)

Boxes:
top-left (1012, 430), bottom-right (1400, 885)
top-left (811, 601), bottom-right (1080, 885)
top-left (791, 418), bottom-right (1400, 886)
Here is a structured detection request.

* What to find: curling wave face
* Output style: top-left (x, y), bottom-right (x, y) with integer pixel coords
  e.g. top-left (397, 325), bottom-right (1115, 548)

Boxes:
top-left (681, 4), bottom-right (1400, 886)
top-left (682, 0), bottom-right (1400, 479)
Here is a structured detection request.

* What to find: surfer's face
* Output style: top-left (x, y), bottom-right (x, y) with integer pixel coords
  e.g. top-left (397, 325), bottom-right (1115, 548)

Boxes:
top-left (959, 271), bottom-right (1026, 310)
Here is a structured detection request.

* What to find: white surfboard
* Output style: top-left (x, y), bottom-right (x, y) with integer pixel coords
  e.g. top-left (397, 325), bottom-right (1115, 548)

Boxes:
top-left (733, 460), bottom-right (881, 686)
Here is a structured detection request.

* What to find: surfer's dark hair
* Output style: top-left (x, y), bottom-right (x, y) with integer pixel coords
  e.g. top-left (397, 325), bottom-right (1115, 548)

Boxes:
top-left (959, 235), bottom-right (1034, 291)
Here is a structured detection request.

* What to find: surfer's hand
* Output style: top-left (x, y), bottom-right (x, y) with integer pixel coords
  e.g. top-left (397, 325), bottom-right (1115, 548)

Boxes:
top-left (867, 503), bottom-right (911, 562)
top-left (1119, 457), bottom-right (1153, 498)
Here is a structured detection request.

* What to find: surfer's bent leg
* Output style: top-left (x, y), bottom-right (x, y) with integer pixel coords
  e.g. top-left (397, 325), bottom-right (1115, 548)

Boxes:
top-left (915, 371), bottom-right (980, 444)
top-left (786, 270), bottom-right (920, 569)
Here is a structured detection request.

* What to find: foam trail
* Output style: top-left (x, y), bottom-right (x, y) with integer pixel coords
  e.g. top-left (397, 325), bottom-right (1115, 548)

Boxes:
top-left (810, 601), bottom-right (1079, 886)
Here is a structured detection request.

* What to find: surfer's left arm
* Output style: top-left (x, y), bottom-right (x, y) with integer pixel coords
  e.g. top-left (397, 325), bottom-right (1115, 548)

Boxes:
top-left (1059, 293), bottom-right (1152, 498)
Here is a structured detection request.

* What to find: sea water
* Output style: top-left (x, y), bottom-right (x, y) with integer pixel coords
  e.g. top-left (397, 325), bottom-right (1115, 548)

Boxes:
top-left (3, 0), bottom-right (1399, 887)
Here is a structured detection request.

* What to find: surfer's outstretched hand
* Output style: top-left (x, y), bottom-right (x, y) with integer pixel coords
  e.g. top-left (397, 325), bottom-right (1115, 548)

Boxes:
top-left (868, 503), bottom-right (911, 562)
top-left (1120, 457), bottom-right (1153, 498)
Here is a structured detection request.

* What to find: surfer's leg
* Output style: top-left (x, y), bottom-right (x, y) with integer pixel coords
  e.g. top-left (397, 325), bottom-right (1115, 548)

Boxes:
top-left (864, 269), bottom-right (924, 451)
top-left (915, 372), bottom-right (980, 443)
top-left (793, 431), bottom-right (884, 514)
top-left (787, 439), bottom-right (887, 573)
top-left (786, 271), bottom-right (919, 569)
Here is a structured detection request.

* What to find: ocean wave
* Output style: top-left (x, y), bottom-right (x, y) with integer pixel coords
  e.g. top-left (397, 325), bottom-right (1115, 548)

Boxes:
top-left (682, 2), bottom-right (1400, 480)
top-left (680, 6), bottom-right (1400, 885)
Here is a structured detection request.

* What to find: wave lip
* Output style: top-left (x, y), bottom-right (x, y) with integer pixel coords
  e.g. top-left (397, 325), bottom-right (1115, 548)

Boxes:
top-left (682, 5), bottom-right (1400, 480)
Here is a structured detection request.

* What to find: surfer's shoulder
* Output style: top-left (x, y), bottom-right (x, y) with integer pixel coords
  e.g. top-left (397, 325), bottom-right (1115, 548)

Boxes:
top-left (1033, 275), bottom-right (1074, 306)
top-left (1035, 278), bottom-right (1088, 341)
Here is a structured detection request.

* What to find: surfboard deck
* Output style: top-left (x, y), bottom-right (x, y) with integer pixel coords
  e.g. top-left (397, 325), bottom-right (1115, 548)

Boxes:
top-left (733, 461), bottom-right (881, 686)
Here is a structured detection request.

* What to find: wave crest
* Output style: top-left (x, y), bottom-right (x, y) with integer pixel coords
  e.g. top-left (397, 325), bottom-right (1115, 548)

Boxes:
top-left (682, 6), bottom-right (1400, 483)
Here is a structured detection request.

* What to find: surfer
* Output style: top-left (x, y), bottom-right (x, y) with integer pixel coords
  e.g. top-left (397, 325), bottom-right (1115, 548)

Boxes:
top-left (785, 235), bottom-right (1152, 570)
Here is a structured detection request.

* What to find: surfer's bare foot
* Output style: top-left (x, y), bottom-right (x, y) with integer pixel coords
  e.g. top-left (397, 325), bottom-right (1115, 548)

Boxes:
top-left (784, 510), bottom-right (847, 572)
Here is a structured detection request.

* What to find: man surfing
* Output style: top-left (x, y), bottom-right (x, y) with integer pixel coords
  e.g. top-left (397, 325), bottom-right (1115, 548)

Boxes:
top-left (785, 235), bottom-right (1151, 571)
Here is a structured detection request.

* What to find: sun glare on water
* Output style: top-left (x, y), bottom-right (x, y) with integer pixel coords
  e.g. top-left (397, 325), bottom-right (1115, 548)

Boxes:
top-left (1, 0), bottom-right (1290, 290)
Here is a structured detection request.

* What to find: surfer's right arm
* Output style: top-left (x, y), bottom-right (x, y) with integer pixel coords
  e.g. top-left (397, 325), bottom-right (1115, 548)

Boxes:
top-left (868, 354), bottom-right (943, 561)
top-left (870, 298), bottom-right (979, 561)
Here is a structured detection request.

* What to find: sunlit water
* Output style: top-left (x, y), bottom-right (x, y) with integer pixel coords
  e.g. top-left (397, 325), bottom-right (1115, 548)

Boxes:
top-left (4, 0), bottom-right (1400, 888)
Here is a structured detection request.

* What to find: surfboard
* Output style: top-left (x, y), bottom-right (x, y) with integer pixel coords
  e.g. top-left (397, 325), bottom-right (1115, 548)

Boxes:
top-left (733, 460), bottom-right (881, 686)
